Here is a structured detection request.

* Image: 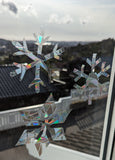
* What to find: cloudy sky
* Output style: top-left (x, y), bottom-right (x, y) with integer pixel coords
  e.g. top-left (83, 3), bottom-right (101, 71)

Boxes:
top-left (0, 0), bottom-right (115, 41)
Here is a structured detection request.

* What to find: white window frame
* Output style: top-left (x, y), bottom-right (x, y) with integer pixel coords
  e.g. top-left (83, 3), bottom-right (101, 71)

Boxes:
top-left (100, 50), bottom-right (115, 160)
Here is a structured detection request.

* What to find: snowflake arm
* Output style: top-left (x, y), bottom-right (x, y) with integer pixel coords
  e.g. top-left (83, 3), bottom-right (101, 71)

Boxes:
top-left (28, 64), bottom-right (45, 93)
top-left (73, 65), bottom-right (88, 82)
top-left (86, 53), bottom-right (101, 72)
top-left (44, 44), bottom-right (64, 61)
top-left (12, 40), bottom-right (38, 61)
top-left (10, 62), bottom-right (26, 80)
top-left (97, 62), bottom-right (110, 78)
top-left (12, 41), bottom-right (24, 51)
top-left (34, 33), bottom-right (50, 55)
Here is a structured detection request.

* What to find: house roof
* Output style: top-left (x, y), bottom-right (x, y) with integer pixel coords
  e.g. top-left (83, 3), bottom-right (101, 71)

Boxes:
top-left (0, 65), bottom-right (55, 99)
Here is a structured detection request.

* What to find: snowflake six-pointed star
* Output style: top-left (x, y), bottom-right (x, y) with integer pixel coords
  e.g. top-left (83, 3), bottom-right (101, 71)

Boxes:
top-left (10, 33), bottom-right (64, 93)
top-left (16, 93), bottom-right (71, 156)
top-left (73, 53), bottom-right (110, 104)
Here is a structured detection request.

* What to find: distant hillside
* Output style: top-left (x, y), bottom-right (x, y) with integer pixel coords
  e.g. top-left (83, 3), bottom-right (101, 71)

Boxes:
top-left (49, 41), bottom-right (91, 47)
top-left (62, 38), bottom-right (115, 62)
top-left (0, 38), bottom-right (114, 65)
top-left (0, 39), bottom-right (12, 56)
top-left (0, 39), bottom-right (90, 57)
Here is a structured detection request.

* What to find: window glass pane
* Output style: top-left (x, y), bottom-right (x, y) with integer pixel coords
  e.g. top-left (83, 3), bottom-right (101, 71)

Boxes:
top-left (0, 0), bottom-right (114, 159)
top-left (52, 47), bottom-right (114, 157)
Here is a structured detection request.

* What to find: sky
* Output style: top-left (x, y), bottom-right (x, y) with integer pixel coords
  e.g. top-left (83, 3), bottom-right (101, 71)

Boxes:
top-left (0, 0), bottom-right (115, 41)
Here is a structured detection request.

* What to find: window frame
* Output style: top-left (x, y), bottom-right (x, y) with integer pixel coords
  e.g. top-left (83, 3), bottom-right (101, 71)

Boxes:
top-left (100, 49), bottom-right (115, 160)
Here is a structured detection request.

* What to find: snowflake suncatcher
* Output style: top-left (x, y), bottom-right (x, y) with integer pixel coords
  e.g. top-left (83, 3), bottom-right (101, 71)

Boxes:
top-left (10, 32), bottom-right (64, 93)
top-left (16, 93), bottom-right (71, 156)
top-left (73, 53), bottom-right (110, 105)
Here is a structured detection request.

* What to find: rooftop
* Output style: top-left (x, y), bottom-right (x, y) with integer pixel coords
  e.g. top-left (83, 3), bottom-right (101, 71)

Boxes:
top-left (0, 65), bottom-right (54, 99)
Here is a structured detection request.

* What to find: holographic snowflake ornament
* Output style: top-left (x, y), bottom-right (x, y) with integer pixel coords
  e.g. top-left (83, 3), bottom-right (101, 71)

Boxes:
top-left (10, 33), bottom-right (64, 93)
top-left (16, 93), bottom-right (71, 156)
top-left (73, 53), bottom-right (110, 105)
